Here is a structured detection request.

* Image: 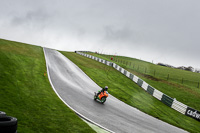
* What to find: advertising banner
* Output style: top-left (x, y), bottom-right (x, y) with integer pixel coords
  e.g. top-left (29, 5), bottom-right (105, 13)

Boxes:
top-left (185, 107), bottom-right (200, 122)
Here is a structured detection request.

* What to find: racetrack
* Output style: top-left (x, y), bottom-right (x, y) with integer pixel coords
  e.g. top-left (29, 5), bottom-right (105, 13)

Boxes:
top-left (44, 48), bottom-right (187, 133)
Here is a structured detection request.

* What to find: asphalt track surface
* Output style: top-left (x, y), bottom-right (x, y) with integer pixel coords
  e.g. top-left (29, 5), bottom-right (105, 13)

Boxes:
top-left (44, 48), bottom-right (187, 133)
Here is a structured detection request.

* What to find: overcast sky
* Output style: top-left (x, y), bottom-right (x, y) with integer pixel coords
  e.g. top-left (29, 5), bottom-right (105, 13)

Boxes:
top-left (0, 0), bottom-right (200, 68)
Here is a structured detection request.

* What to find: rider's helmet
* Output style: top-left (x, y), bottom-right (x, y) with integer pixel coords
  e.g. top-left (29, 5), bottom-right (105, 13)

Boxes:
top-left (105, 86), bottom-right (108, 91)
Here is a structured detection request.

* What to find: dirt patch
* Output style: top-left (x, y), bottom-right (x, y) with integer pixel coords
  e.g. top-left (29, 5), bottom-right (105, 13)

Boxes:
top-left (143, 74), bottom-right (161, 81)
top-left (127, 69), bottom-right (161, 81)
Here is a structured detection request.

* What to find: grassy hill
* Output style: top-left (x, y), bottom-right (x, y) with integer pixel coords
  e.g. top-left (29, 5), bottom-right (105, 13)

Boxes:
top-left (87, 53), bottom-right (200, 111)
top-left (92, 53), bottom-right (200, 87)
top-left (60, 51), bottom-right (200, 133)
top-left (1, 38), bottom-right (199, 133)
top-left (0, 39), bottom-right (95, 133)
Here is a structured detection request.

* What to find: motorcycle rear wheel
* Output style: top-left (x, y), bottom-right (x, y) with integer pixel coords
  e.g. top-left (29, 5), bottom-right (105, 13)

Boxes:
top-left (94, 94), bottom-right (97, 100)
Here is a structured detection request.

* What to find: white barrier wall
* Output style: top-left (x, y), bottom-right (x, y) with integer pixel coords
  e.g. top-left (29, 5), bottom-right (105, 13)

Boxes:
top-left (116, 65), bottom-right (120, 71)
top-left (172, 100), bottom-right (187, 114)
top-left (121, 68), bottom-right (124, 74)
top-left (141, 81), bottom-right (148, 91)
top-left (126, 71), bottom-right (130, 78)
top-left (133, 75), bottom-right (139, 83)
top-left (113, 63), bottom-right (117, 69)
top-left (153, 89), bottom-right (163, 101)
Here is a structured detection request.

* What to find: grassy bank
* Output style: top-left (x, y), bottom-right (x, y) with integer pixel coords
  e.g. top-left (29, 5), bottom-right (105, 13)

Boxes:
top-left (90, 53), bottom-right (200, 87)
top-left (61, 51), bottom-right (200, 133)
top-left (87, 53), bottom-right (200, 111)
top-left (0, 39), bottom-right (95, 133)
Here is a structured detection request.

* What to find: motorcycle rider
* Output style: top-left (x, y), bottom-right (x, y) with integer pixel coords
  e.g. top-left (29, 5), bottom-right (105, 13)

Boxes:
top-left (96, 86), bottom-right (108, 98)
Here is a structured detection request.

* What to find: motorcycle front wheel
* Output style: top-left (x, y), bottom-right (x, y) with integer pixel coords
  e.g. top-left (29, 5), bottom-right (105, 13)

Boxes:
top-left (101, 97), bottom-right (106, 104)
top-left (94, 94), bottom-right (97, 100)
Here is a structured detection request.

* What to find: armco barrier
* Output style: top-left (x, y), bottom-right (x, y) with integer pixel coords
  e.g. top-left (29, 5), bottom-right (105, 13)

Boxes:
top-left (133, 75), bottom-right (139, 83)
top-left (137, 79), bottom-right (143, 87)
top-left (172, 100), bottom-right (187, 114)
top-left (147, 85), bottom-right (154, 96)
top-left (124, 70), bottom-right (127, 76)
top-left (76, 51), bottom-right (200, 122)
top-left (126, 71), bottom-right (130, 78)
top-left (141, 81), bottom-right (148, 91)
top-left (113, 63), bottom-right (117, 69)
top-left (161, 94), bottom-right (174, 107)
top-left (119, 67), bottom-right (122, 72)
top-left (129, 73), bottom-right (134, 80)
top-left (121, 68), bottom-right (125, 74)
top-left (153, 89), bottom-right (163, 101)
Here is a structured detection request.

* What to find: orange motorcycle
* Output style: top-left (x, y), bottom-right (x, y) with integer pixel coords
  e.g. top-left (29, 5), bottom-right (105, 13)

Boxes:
top-left (94, 91), bottom-right (109, 104)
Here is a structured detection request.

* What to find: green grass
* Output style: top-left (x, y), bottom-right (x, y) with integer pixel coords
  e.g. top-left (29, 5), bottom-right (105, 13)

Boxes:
top-left (60, 51), bottom-right (200, 133)
top-left (91, 53), bottom-right (200, 87)
top-left (87, 53), bottom-right (200, 111)
top-left (0, 39), bottom-right (95, 133)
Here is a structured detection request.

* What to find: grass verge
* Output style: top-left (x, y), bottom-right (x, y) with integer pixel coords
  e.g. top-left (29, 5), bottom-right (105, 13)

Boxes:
top-left (0, 39), bottom-right (95, 133)
top-left (60, 51), bottom-right (200, 133)
top-left (87, 53), bottom-right (200, 111)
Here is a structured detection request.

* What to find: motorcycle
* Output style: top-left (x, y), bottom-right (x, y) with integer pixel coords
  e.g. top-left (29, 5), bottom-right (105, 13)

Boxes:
top-left (94, 91), bottom-right (109, 104)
